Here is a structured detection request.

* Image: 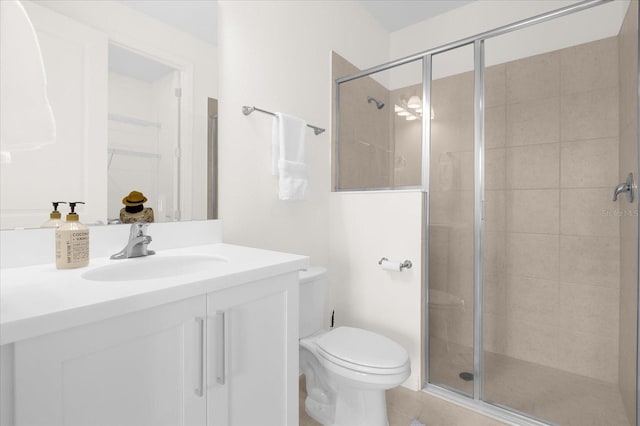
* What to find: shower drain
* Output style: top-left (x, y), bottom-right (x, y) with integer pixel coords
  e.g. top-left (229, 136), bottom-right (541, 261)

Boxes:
top-left (459, 372), bottom-right (474, 381)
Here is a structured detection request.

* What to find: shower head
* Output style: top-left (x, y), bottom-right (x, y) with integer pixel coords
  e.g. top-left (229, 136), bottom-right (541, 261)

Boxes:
top-left (367, 96), bottom-right (385, 110)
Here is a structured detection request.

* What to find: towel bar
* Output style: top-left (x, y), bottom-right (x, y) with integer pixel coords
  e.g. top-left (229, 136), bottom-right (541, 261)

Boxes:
top-left (242, 105), bottom-right (325, 135)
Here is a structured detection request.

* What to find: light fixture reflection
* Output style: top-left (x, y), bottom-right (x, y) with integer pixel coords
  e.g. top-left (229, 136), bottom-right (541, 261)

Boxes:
top-left (394, 97), bottom-right (435, 121)
top-left (407, 95), bottom-right (421, 109)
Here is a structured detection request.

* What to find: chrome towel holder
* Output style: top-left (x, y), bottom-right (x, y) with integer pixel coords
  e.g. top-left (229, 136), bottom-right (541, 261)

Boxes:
top-left (242, 105), bottom-right (325, 135)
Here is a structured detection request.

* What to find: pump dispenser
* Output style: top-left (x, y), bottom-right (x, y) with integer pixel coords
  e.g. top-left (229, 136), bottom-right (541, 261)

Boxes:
top-left (56, 202), bottom-right (89, 269)
top-left (41, 201), bottom-right (66, 228)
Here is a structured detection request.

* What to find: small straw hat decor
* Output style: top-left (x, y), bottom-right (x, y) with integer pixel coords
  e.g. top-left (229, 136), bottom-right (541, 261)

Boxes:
top-left (122, 191), bottom-right (148, 206)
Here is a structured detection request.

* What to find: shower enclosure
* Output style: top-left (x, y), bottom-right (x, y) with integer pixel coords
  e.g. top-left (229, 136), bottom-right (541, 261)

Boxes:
top-left (334, 1), bottom-right (639, 425)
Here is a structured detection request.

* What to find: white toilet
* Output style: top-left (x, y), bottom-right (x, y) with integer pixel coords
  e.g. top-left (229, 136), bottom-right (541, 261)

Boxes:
top-left (299, 267), bottom-right (411, 426)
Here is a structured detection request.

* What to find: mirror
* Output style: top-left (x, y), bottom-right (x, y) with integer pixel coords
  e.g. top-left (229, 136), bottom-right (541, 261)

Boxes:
top-left (0, 0), bottom-right (218, 229)
top-left (107, 44), bottom-right (182, 223)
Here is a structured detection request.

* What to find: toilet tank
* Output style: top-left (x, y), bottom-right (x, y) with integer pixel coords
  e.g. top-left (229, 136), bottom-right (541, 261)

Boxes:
top-left (299, 266), bottom-right (327, 338)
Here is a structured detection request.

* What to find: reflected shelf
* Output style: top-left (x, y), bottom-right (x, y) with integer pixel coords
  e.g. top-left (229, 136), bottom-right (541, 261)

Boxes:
top-left (108, 113), bottom-right (161, 129)
top-left (107, 148), bottom-right (161, 159)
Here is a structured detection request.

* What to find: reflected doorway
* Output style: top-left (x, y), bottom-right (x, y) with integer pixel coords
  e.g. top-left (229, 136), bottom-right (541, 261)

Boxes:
top-left (207, 98), bottom-right (218, 219)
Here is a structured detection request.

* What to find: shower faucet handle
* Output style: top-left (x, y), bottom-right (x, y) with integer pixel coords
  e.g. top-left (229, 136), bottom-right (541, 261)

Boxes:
top-left (613, 173), bottom-right (635, 203)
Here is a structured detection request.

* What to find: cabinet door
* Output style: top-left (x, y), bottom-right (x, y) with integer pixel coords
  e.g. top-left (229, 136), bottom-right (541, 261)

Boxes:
top-left (14, 296), bottom-right (207, 426)
top-left (207, 273), bottom-right (299, 426)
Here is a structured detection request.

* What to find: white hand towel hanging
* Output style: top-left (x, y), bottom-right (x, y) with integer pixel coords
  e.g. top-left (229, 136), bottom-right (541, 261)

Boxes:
top-left (0, 0), bottom-right (56, 159)
top-left (272, 112), bottom-right (308, 200)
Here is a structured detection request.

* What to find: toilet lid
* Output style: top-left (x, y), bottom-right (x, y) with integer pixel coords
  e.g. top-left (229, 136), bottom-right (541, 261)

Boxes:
top-left (316, 327), bottom-right (409, 372)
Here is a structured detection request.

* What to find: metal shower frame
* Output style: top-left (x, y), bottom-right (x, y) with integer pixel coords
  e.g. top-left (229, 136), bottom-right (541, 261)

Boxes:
top-left (334, 0), bottom-right (639, 424)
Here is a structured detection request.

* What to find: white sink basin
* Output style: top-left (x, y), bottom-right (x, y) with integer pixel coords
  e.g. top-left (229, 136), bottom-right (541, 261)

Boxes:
top-left (82, 255), bottom-right (227, 282)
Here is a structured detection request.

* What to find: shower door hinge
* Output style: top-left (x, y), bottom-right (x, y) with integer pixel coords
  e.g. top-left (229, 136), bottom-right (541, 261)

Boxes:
top-left (175, 88), bottom-right (182, 98)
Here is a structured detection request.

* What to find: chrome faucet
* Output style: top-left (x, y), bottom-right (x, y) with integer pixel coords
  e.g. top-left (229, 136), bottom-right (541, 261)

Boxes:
top-left (110, 222), bottom-right (156, 260)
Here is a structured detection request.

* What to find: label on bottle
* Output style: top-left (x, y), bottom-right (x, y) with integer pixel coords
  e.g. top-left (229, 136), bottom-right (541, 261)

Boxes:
top-left (56, 229), bottom-right (89, 269)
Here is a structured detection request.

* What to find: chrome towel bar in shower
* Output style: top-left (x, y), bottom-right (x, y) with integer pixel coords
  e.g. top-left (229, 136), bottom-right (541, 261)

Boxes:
top-left (241, 105), bottom-right (325, 135)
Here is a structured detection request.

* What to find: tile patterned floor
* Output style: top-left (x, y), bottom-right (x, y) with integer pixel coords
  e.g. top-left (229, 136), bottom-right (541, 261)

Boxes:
top-left (299, 376), bottom-right (506, 426)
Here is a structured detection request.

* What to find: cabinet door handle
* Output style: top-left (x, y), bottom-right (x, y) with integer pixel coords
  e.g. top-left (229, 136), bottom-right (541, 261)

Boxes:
top-left (215, 311), bottom-right (226, 385)
top-left (194, 317), bottom-right (205, 397)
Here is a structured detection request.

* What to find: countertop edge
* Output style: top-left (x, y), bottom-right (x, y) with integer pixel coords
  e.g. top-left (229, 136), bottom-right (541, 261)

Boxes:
top-left (1, 245), bottom-right (309, 346)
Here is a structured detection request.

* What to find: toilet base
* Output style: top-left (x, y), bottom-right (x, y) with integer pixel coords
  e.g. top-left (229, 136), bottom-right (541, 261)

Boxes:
top-left (305, 385), bottom-right (389, 426)
top-left (305, 395), bottom-right (335, 426)
top-left (332, 385), bottom-right (388, 426)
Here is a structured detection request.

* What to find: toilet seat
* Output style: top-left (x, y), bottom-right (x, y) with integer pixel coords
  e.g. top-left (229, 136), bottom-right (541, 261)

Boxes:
top-left (315, 327), bottom-right (410, 375)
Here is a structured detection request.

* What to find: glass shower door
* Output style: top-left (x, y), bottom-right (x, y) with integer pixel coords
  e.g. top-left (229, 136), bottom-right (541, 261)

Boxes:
top-left (480, 4), bottom-right (638, 425)
top-left (427, 44), bottom-right (476, 396)
top-left (425, 3), bottom-right (638, 425)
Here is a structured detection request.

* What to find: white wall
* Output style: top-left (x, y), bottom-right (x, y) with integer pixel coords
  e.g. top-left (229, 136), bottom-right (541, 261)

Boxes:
top-left (218, 0), bottom-right (428, 389)
top-left (218, 0), bottom-right (389, 266)
top-left (329, 191), bottom-right (424, 389)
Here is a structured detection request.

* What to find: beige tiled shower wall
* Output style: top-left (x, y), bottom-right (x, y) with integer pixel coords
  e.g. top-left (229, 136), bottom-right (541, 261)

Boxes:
top-left (485, 36), bottom-right (621, 383)
top-left (332, 52), bottom-right (392, 190)
top-left (618, 1), bottom-right (638, 423)
top-left (429, 37), bottom-right (622, 383)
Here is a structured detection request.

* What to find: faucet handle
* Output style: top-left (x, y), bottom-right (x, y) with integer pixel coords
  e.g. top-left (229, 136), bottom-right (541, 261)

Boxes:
top-left (613, 173), bottom-right (635, 203)
top-left (130, 221), bottom-right (150, 237)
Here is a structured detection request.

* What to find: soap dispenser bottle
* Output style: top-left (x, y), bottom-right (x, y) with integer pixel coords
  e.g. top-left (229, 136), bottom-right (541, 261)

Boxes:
top-left (41, 202), bottom-right (66, 228)
top-left (56, 202), bottom-right (89, 269)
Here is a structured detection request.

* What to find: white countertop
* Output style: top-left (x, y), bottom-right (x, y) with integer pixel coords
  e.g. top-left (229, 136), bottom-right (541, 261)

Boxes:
top-left (1, 243), bottom-right (308, 345)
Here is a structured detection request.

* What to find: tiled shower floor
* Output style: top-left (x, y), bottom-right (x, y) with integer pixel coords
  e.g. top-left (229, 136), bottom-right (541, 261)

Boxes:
top-left (429, 339), bottom-right (631, 426)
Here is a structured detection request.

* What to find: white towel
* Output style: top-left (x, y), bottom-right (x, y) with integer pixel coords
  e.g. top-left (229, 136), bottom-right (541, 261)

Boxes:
top-left (272, 113), bottom-right (308, 200)
top-left (0, 0), bottom-right (56, 156)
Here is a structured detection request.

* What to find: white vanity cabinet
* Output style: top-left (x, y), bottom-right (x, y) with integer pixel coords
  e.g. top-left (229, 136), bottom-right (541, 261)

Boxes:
top-left (13, 295), bottom-right (208, 426)
top-left (8, 271), bottom-right (299, 426)
top-left (206, 272), bottom-right (299, 426)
